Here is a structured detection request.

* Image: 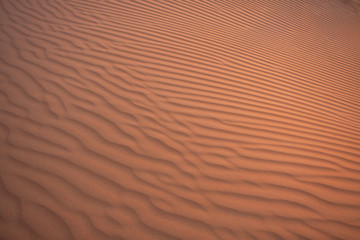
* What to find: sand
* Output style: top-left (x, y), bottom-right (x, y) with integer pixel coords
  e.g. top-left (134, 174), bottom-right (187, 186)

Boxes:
top-left (1, 0), bottom-right (360, 239)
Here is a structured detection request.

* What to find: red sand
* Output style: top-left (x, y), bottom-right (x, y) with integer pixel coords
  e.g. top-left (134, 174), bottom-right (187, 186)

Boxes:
top-left (1, 0), bottom-right (360, 239)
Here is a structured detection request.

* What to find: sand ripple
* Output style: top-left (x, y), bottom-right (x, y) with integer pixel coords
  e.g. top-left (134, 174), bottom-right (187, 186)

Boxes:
top-left (1, 0), bottom-right (360, 239)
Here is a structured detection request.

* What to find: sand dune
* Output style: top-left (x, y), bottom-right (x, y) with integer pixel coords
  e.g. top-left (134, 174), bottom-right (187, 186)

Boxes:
top-left (1, 0), bottom-right (360, 239)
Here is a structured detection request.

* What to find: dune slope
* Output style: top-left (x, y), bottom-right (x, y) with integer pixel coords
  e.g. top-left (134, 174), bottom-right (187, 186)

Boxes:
top-left (1, 0), bottom-right (360, 239)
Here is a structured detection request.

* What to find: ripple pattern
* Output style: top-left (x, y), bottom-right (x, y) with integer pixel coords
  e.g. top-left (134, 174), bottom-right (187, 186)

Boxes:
top-left (1, 0), bottom-right (360, 239)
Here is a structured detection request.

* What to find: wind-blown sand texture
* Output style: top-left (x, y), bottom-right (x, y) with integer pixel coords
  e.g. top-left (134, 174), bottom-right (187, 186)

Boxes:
top-left (1, 0), bottom-right (360, 239)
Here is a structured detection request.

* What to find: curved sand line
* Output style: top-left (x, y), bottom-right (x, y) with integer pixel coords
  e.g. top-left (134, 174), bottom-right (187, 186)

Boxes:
top-left (1, 0), bottom-right (360, 239)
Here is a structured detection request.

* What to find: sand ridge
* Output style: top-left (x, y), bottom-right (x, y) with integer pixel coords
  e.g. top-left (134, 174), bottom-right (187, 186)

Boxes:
top-left (1, 0), bottom-right (360, 239)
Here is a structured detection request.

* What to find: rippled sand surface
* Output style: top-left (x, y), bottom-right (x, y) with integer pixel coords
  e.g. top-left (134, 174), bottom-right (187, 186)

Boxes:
top-left (1, 1), bottom-right (360, 239)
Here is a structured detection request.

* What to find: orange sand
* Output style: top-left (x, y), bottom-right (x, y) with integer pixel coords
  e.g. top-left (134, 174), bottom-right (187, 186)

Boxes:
top-left (1, 0), bottom-right (360, 239)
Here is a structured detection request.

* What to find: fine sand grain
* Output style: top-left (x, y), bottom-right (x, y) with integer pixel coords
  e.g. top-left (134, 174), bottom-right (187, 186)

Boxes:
top-left (1, 0), bottom-right (360, 239)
